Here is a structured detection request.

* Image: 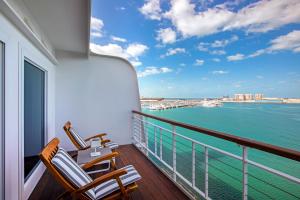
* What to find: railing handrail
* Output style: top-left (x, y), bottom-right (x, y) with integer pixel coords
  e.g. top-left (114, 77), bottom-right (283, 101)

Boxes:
top-left (132, 110), bottom-right (300, 162)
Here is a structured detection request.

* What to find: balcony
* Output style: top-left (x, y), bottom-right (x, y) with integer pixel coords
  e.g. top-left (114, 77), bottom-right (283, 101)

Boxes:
top-left (29, 111), bottom-right (300, 200)
top-left (29, 144), bottom-right (189, 200)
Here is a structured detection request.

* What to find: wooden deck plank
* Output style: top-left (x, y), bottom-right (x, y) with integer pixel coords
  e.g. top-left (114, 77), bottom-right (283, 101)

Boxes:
top-left (29, 144), bottom-right (189, 200)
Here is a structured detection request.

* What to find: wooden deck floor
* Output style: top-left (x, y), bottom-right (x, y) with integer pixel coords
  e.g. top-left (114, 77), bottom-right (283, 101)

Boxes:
top-left (29, 144), bottom-right (189, 200)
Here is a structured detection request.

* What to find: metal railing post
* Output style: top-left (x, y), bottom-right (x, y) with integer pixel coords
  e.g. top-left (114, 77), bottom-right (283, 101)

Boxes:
top-left (144, 118), bottom-right (148, 156)
top-left (242, 146), bottom-right (248, 200)
top-left (172, 125), bottom-right (176, 181)
top-left (139, 116), bottom-right (142, 146)
top-left (154, 126), bottom-right (157, 155)
top-left (160, 128), bottom-right (162, 160)
top-left (205, 147), bottom-right (209, 199)
top-left (131, 114), bottom-right (134, 142)
top-left (192, 142), bottom-right (196, 187)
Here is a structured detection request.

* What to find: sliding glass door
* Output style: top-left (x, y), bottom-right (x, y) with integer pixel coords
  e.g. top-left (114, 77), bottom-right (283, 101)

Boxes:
top-left (0, 41), bottom-right (4, 200)
top-left (24, 60), bottom-right (45, 181)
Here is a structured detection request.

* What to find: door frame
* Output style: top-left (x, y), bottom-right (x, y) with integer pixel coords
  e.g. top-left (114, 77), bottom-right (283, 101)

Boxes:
top-left (20, 46), bottom-right (49, 199)
top-left (0, 39), bottom-right (5, 200)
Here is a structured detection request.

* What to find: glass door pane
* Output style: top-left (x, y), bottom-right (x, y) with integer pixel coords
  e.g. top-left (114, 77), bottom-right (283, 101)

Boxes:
top-left (24, 60), bottom-right (45, 180)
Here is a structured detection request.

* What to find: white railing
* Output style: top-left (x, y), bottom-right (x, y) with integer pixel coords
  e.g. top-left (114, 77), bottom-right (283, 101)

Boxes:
top-left (132, 112), bottom-right (300, 200)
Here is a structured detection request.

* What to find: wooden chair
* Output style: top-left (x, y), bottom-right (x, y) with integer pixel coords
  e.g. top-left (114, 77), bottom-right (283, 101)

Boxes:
top-left (39, 138), bottom-right (141, 200)
top-left (63, 121), bottom-right (118, 151)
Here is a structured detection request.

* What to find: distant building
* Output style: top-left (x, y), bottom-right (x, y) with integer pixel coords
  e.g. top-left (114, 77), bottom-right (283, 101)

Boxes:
top-left (244, 94), bottom-right (253, 100)
top-left (255, 93), bottom-right (263, 100)
top-left (234, 93), bottom-right (263, 101)
top-left (234, 94), bottom-right (245, 101)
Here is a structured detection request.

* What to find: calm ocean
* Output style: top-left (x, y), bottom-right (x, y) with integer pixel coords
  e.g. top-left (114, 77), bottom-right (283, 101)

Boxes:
top-left (142, 103), bottom-right (300, 200)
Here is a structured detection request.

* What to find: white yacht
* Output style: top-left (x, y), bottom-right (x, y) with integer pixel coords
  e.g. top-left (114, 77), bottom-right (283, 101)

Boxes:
top-left (202, 101), bottom-right (223, 107)
top-left (0, 1), bottom-right (299, 200)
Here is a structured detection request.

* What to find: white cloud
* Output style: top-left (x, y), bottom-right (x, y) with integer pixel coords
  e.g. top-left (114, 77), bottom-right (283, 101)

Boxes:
top-left (248, 49), bottom-right (266, 58)
top-left (111, 36), bottom-right (127, 42)
top-left (256, 75), bottom-right (264, 79)
top-left (161, 48), bottom-right (186, 58)
top-left (90, 43), bottom-right (126, 58)
top-left (197, 42), bottom-right (209, 52)
top-left (91, 32), bottom-right (102, 38)
top-left (90, 43), bottom-right (148, 59)
top-left (212, 70), bottom-right (228, 74)
top-left (268, 30), bottom-right (300, 53)
top-left (156, 28), bottom-right (177, 44)
top-left (197, 35), bottom-right (237, 54)
top-left (139, 0), bottom-right (162, 20)
top-left (130, 60), bottom-right (142, 67)
top-left (163, 0), bottom-right (300, 38)
top-left (227, 53), bottom-right (245, 61)
top-left (90, 42), bottom-right (148, 67)
top-left (195, 59), bottom-right (204, 66)
top-left (210, 50), bottom-right (226, 55)
top-left (224, 0), bottom-right (300, 33)
top-left (211, 35), bottom-right (238, 48)
top-left (249, 30), bottom-right (300, 58)
top-left (293, 47), bottom-right (300, 53)
top-left (164, 0), bottom-right (234, 38)
top-left (212, 58), bottom-right (221, 62)
top-left (180, 63), bottom-right (186, 67)
top-left (91, 17), bottom-right (104, 38)
top-left (126, 43), bottom-right (149, 57)
top-left (137, 66), bottom-right (173, 77)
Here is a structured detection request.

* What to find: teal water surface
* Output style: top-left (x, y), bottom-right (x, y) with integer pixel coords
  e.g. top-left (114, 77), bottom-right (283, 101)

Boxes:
top-left (141, 103), bottom-right (300, 200)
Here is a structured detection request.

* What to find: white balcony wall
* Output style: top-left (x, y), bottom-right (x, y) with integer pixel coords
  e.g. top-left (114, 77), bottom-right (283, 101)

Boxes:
top-left (55, 51), bottom-right (141, 150)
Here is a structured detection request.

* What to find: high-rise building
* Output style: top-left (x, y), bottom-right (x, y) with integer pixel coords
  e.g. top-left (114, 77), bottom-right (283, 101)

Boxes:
top-left (255, 93), bottom-right (264, 100)
top-left (244, 94), bottom-right (253, 100)
top-left (234, 94), bottom-right (245, 101)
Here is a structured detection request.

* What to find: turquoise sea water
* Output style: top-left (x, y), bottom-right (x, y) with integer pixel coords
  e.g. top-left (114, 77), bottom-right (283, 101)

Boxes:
top-left (141, 103), bottom-right (300, 200)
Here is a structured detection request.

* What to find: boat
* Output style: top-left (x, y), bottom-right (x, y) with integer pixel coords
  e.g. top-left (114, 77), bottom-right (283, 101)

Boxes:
top-left (202, 101), bottom-right (223, 107)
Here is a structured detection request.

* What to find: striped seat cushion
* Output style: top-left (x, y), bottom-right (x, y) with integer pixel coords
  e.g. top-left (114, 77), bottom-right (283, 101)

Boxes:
top-left (52, 148), bottom-right (95, 199)
top-left (104, 142), bottom-right (119, 150)
top-left (69, 127), bottom-right (89, 149)
top-left (94, 165), bottom-right (141, 199)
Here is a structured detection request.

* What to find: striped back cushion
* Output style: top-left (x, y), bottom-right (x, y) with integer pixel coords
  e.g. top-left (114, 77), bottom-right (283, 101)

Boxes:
top-left (52, 148), bottom-right (95, 199)
top-left (69, 127), bottom-right (88, 149)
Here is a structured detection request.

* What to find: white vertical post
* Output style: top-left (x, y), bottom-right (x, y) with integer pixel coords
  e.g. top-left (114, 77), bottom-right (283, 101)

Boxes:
top-left (242, 146), bottom-right (248, 200)
top-left (144, 118), bottom-right (148, 156)
top-left (132, 115), bottom-right (135, 143)
top-left (172, 125), bottom-right (176, 181)
top-left (205, 147), bottom-right (209, 199)
top-left (154, 126), bottom-right (157, 155)
top-left (160, 128), bottom-right (162, 160)
top-left (192, 142), bottom-right (196, 187)
top-left (139, 117), bottom-right (142, 146)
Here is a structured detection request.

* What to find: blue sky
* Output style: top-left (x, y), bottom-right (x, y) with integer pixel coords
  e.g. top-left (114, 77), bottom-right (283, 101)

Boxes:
top-left (90, 0), bottom-right (300, 98)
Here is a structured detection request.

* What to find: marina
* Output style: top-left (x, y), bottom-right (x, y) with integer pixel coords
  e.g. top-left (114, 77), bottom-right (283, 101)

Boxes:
top-left (141, 94), bottom-right (300, 111)
top-left (142, 99), bottom-right (223, 110)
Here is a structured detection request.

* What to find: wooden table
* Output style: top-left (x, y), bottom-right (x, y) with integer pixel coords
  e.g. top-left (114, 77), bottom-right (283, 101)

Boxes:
top-left (77, 147), bottom-right (112, 174)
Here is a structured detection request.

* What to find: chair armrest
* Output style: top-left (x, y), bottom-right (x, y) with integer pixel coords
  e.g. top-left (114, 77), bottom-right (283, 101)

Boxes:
top-left (75, 169), bottom-right (127, 194)
top-left (101, 139), bottom-right (111, 145)
top-left (84, 133), bottom-right (107, 142)
top-left (81, 152), bottom-right (119, 170)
